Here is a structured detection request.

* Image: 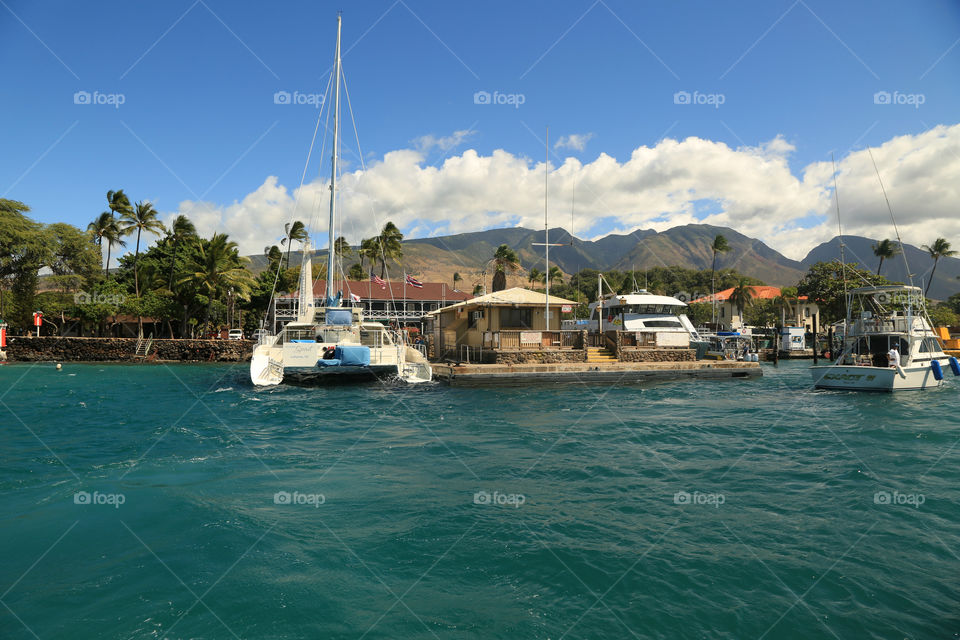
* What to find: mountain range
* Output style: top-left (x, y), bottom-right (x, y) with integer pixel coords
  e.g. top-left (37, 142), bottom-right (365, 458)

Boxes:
top-left (250, 224), bottom-right (960, 300)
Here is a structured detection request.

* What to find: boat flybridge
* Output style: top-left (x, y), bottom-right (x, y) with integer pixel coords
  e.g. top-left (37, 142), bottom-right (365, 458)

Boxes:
top-left (249, 15), bottom-right (430, 386)
top-left (578, 290), bottom-right (705, 347)
top-left (810, 285), bottom-right (959, 391)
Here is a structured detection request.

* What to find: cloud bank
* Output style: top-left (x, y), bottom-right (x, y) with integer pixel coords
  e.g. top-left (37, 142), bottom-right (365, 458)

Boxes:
top-left (165, 124), bottom-right (960, 262)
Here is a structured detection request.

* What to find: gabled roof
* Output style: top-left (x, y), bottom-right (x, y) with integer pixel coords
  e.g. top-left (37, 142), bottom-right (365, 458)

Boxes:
top-left (691, 286), bottom-right (808, 303)
top-left (429, 287), bottom-right (576, 315)
top-left (282, 280), bottom-right (472, 302)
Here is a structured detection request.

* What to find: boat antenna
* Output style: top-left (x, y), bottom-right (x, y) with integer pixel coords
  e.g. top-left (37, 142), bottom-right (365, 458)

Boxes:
top-left (326, 13), bottom-right (342, 308)
top-left (867, 147), bottom-right (913, 287)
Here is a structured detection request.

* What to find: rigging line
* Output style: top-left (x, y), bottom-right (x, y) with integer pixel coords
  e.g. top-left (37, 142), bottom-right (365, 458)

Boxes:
top-left (261, 70), bottom-right (334, 328)
top-left (867, 147), bottom-right (913, 285)
top-left (307, 72), bottom-right (335, 240)
top-left (342, 69), bottom-right (405, 320)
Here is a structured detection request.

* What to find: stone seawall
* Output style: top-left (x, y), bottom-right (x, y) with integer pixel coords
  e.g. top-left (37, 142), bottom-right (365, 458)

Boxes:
top-left (618, 348), bottom-right (695, 362)
top-left (493, 350), bottom-right (585, 365)
top-left (4, 337), bottom-right (253, 362)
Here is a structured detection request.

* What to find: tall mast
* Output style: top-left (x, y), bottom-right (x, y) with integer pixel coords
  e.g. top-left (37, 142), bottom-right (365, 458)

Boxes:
top-left (544, 126), bottom-right (550, 327)
top-left (326, 14), bottom-right (341, 306)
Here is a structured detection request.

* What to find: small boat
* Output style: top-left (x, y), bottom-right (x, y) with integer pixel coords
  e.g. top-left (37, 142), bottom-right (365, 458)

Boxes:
top-left (702, 331), bottom-right (759, 362)
top-left (810, 285), bottom-right (958, 391)
top-left (250, 15), bottom-right (431, 386)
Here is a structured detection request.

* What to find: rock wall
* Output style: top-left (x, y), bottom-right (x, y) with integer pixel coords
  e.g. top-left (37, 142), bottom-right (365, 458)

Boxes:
top-left (5, 337), bottom-right (253, 362)
top-left (493, 350), bottom-right (585, 365)
top-left (618, 348), bottom-right (695, 362)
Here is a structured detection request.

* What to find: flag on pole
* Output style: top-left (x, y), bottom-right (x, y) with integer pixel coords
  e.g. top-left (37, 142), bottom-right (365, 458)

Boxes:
top-left (405, 274), bottom-right (423, 288)
top-left (350, 293), bottom-right (361, 303)
top-left (371, 275), bottom-right (387, 290)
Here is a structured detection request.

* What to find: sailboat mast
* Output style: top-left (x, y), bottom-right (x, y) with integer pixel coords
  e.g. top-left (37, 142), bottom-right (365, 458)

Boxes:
top-left (544, 127), bottom-right (550, 327)
top-left (327, 14), bottom-right (341, 305)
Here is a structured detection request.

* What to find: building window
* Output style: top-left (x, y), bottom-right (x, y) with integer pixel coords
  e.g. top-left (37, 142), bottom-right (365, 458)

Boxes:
top-left (500, 308), bottom-right (532, 328)
top-left (804, 307), bottom-right (810, 318)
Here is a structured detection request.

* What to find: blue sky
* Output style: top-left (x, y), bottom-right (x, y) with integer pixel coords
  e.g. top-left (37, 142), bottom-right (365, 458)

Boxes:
top-left (2, 0), bottom-right (959, 258)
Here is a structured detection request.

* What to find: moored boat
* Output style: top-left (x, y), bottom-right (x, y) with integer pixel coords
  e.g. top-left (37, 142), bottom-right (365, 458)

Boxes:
top-left (250, 15), bottom-right (431, 386)
top-left (810, 285), bottom-right (958, 391)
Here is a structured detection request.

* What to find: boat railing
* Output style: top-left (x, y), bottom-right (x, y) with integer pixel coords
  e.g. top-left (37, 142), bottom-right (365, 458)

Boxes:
top-left (854, 317), bottom-right (922, 335)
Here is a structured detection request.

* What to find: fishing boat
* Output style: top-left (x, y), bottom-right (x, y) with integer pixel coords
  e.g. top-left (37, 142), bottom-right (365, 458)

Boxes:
top-left (810, 285), bottom-right (959, 391)
top-left (249, 16), bottom-right (431, 386)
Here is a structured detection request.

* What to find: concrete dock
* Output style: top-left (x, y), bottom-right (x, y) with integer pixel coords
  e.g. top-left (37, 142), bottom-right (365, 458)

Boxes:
top-left (432, 360), bottom-right (762, 386)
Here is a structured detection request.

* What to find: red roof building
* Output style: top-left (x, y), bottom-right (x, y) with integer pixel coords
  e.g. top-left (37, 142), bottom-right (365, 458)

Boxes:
top-left (691, 286), bottom-right (818, 331)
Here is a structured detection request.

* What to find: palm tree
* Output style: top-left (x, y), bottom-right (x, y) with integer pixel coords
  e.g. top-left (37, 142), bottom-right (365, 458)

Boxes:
top-left (729, 279), bottom-right (755, 327)
top-left (166, 215), bottom-right (197, 289)
top-left (710, 234), bottom-right (731, 322)
top-left (375, 221), bottom-right (404, 278)
top-left (120, 200), bottom-right (165, 336)
top-left (872, 238), bottom-right (900, 275)
top-left (921, 238), bottom-right (957, 295)
top-left (264, 245), bottom-right (283, 272)
top-left (107, 189), bottom-right (133, 220)
top-left (281, 221), bottom-right (309, 269)
top-left (453, 272), bottom-right (462, 290)
top-left (527, 268), bottom-right (543, 287)
top-left (87, 212), bottom-right (125, 277)
top-left (774, 285), bottom-right (799, 326)
top-left (179, 233), bottom-right (255, 335)
top-left (358, 237), bottom-right (379, 276)
top-left (333, 236), bottom-right (353, 262)
top-left (548, 265), bottom-right (564, 285)
top-left (491, 244), bottom-right (520, 292)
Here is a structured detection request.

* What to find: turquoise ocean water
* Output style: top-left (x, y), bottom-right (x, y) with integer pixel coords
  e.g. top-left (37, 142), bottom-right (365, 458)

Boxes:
top-left (1, 360), bottom-right (958, 639)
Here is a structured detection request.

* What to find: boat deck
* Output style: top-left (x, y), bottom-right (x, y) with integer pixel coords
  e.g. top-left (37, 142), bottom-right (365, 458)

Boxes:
top-left (432, 360), bottom-right (762, 386)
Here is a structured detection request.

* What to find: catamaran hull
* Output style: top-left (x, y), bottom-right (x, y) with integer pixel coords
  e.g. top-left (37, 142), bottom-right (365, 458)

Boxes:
top-left (283, 364), bottom-right (398, 385)
top-left (250, 344), bottom-right (431, 386)
top-left (810, 364), bottom-right (945, 391)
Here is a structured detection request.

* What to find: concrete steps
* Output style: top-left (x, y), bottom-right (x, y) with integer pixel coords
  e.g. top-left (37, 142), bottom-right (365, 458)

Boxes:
top-left (586, 346), bottom-right (617, 363)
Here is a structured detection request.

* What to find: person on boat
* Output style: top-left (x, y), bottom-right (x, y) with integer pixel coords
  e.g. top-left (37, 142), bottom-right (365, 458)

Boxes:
top-left (887, 344), bottom-right (901, 368)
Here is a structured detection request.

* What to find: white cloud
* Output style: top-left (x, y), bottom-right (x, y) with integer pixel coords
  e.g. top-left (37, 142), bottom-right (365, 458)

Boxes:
top-left (411, 129), bottom-right (475, 154)
top-left (165, 124), bottom-right (960, 264)
top-left (554, 133), bottom-right (595, 152)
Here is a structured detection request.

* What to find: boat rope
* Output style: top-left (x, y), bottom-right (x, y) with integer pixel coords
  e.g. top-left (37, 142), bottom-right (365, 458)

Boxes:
top-left (868, 147), bottom-right (913, 287)
top-left (258, 70), bottom-right (334, 335)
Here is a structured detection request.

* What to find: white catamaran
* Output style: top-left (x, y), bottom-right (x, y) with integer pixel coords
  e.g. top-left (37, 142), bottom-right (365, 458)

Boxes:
top-left (249, 16), bottom-right (431, 386)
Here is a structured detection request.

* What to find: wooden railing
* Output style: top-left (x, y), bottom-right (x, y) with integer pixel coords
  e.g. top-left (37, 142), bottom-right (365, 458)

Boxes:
top-left (491, 330), bottom-right (582, 350)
